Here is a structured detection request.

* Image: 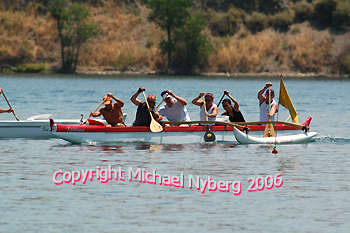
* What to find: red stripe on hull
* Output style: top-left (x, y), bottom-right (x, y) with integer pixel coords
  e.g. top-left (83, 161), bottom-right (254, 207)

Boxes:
top-left (55, 124), bottom-right (304, 133)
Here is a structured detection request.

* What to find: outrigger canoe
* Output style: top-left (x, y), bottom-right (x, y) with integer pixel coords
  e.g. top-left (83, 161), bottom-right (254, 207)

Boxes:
top-left (0, 114), bottom-right (106, 139)
top-left (50, 117), bottom-right (313, 144)
top-left (233, 127), bottom-right (317, 144)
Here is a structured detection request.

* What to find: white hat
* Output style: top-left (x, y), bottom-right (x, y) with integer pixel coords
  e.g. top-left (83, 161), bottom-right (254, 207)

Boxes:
top-left (161, 93), bottom-right (170, 99)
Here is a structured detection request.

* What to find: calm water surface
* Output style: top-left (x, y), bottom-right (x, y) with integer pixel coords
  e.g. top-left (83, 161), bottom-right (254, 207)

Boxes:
top-left (0, 74), bottom-right (349, 232)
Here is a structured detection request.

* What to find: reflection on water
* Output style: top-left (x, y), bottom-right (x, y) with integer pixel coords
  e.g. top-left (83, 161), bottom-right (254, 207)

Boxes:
top-left (277, 156), bottom-right (300, 172)
top-left (1, 75), bottom-right (350, 232)
top-left (99, 145), bottom-right (124, 153)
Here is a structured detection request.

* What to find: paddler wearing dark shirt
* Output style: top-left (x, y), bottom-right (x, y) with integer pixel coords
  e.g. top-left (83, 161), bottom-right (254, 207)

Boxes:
top-left (130, 87), bottom-right (161, 126)
top-left (221, 90), bottom-right (246, 122)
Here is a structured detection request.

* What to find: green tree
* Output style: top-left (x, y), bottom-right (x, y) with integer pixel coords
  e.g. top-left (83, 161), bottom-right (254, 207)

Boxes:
top-left (173, 13), bottom-right (211, 74)
top-left (146, 0), bottom-right (193, 73)
top-left (47, 0), bottom-right (99, 73)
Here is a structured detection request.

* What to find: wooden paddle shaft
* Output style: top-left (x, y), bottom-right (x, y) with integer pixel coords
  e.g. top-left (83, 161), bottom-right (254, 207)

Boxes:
top-left (268, 86), bottom-right (271, 117)
top-left (142, 91), bottom-right (154, 119)
top-left (1, 89), bottom-right (19, 121)
top-left (156, 93), bottom-right (168, 109)
top-left (141, 91), bottom-right (163, 132)
top-left (84, 99), bottom-right (106, 124)
top-left (202, 95), bottom-right (209, 121)
top-left (217, 92), bottom-right (225, 106)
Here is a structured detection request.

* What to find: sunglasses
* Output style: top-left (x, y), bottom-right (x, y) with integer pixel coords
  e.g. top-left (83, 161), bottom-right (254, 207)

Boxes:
top-left (223, 104), bottom-right (229, 107)
top-left (148, 100), bottom-right (156, 104)
top-left (205, 99), bottom-right (212, 102)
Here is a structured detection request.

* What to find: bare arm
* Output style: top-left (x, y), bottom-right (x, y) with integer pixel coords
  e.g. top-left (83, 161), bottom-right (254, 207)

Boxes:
top-left (224, 90), bottom-right (240, 112)
top-left (0, 108), bottom-right (13, 113)
top-left (269, 103), bottom-right (278, 118)
top-left (206, 106), bottom-right (218, 117)
top-left (258, 83), bottom-right (272, 105)
top-left (152, 110), bottom-right (160, 119)
top-left (130, 87), bottom-right (145, 106)
top-left (167, 90), bottom-right (187, 106)
top-left (192, 92), bottom-right (205, 107)
top-left (90, 109), bottom-right (103, 118)
top-left (108, 93), bottom-right (124, 107)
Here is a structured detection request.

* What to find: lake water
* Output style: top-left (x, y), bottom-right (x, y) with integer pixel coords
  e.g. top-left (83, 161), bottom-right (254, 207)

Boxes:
top-left (0, 73), bottom-right (349, 232)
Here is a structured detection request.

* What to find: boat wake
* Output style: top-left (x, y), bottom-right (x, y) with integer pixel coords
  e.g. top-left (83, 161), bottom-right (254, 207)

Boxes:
top-left (312, 135), bottom-right (350, 143)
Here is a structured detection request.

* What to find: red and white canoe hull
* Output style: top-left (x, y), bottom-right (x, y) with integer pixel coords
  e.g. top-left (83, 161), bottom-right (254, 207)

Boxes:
top-left (52, 128), bottom-right (236, 144)
top-left (51, 117), bottom-right (313, 144)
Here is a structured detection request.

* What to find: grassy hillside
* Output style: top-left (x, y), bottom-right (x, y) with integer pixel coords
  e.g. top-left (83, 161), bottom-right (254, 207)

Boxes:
top-left (0, 0), bottom-right (349, 76)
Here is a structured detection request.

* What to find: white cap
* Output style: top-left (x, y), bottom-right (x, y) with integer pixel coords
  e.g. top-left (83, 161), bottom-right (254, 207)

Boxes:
top-left (161, 93), bottom-right (170, 99)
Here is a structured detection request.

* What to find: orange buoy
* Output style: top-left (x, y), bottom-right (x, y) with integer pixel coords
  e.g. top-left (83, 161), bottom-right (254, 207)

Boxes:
top-left (272, 147), bottom-right (278, 154)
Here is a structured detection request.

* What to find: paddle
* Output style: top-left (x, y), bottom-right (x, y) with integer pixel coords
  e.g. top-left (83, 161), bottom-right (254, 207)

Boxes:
top-left (1, 88), bottom-right (19, 121)
top-left (83, 99), bottom-right (106, 124)
top-left (141, 91), bottom-right (163, 132)
top-left (217, 92), bottom-right (225, 106)
top-left (87, 119), bottom-right (105, 126)
top-left (203, 96), bottom-right (216, 142)
top-left (156, 93), bottom-right (168, 109)
top-left (264, 87), bottom-right (275, 137)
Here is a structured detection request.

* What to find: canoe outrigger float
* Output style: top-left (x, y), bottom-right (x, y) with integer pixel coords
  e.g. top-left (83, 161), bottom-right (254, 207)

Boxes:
top-left (233, 126), bottom-right (317, 144)
top-left (49, 117), bottom-right (313, 144)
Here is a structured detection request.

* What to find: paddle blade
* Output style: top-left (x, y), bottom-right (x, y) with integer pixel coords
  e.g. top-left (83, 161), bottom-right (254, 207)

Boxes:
top-left (264, 124), bottom-right (275, 137)
top-left (150, 119), bottom-right (163, 132)
top-left (87, 119), bottom-right (105, 126)
top-left (204, 126), bottom-right (216, 142)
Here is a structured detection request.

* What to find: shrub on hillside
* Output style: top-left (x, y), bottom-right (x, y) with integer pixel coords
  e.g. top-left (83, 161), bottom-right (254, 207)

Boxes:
top-left (207, 7), bottom-right (245, 37)
top-left (269, 10), bottom-right (293, 32)
top-left (332, 0), bottom-right (350, 29)
top-left (292, 0), bottom-right (314, 22)
top-left (15, 63), bottom-right (47, 73)
top-left (331, 45), bottom-right (350, 75)
top-left (246, 12), bottom-right (268, 33)
top-left (313, 0), bottom-right (337, 26)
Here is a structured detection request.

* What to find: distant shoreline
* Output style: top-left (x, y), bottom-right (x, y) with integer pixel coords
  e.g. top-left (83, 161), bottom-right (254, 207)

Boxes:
top-left (75, 69), bottom-right (350, 78)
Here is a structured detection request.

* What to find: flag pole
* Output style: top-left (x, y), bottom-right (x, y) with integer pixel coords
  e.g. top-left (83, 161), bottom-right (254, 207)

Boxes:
top-left (272, 74), bottom-right (282, 154)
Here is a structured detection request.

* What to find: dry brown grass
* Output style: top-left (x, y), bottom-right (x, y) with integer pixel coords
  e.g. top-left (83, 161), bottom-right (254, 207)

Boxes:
top-left (208, 23), bottom-right (336, 74)
top-left (211, 29), bottom-right (281, 73)
top-left (288, 33), bottom-right (332, 73)
top-left (0, 8), bottom-right (58, 64)
top-left (78, 3), bottom-right (166, 71)
top-left (0, 3), bottom-right (347, 75)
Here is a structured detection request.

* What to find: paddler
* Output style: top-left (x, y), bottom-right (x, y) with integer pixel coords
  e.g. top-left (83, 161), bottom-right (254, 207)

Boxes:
top-left (220, 90), bottom-right (246, 122)
top-left (0, 87), bottom-right (14, 114)
top-left (192, 92), bottom-right (218, 126)
top-left (131, 87), bottom-right (162, 126)
top-left (158, 90), bottom-right (191, 123)
top-left (258, 82), bottom-right (278, 121)
top-left (89, 93), bottom-right (125, 127)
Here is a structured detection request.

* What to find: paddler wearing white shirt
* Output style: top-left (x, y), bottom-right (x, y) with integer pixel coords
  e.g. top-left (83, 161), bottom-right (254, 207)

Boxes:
top-left (158, 90), bottom-right (191, 125)
top-left (258, 82), bottom-right (278, 121)
top-left (192, 92), bottom-right (218, 126)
